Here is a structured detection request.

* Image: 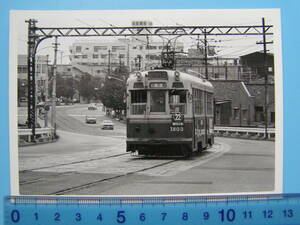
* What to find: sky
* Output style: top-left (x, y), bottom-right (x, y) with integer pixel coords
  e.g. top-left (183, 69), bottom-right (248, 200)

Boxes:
top-left (11, 9), bottom-right (280, 64)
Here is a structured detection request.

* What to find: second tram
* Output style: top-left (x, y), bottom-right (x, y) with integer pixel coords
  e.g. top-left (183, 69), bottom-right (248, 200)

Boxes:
top-left (126, 69), bottom-right (214, 157)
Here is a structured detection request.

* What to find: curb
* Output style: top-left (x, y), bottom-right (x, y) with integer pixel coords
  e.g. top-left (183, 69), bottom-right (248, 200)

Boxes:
top-left (215, 133), bottom-right (275, 141)
top-left (19, 135), bottom-right (60, 147)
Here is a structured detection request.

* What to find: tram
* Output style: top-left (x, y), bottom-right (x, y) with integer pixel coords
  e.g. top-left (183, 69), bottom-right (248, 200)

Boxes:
top-left (126, 69), bottom-right (214, 157)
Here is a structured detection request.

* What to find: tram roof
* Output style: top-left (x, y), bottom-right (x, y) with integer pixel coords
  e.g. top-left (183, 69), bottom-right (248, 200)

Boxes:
top-left (127, 69), bottom-right (214, 92)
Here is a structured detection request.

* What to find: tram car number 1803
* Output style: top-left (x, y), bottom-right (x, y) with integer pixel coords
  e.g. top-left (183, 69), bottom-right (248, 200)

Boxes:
top-left (170, 113), bottom-right (184, 132)
top-left (126, 69), bottom-right (214, 157)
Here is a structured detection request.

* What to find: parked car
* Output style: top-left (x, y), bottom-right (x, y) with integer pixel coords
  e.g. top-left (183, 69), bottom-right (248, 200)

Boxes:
top-left (85, 115), bottom-right (97, 124)
top-left (19, 97), bottom-right (27, 102)
top-left (101, 120), bottom-right (114, 130)
top-left (88, 103), bottom-right (97, 110)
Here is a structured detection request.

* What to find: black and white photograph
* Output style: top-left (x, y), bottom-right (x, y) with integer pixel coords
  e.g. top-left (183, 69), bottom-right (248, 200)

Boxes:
top-left (10, 9), bottom-right (283, 196)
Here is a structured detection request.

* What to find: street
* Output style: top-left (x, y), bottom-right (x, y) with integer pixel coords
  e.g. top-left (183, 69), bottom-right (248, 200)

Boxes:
top-left (18, 104), bottom-right (275, 195)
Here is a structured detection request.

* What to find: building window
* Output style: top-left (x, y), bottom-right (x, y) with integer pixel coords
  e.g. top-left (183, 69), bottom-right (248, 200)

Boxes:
top-left (242, 109), bottom-right (248, 120)
top-left (93, 54), bottom-right (99, 59)
top-left (271, 112), bottom-right (275, 123)
top-left (101, 54), bottom-right (107, 59)
top-left (75, 46), bottom-right (82, 53)
top-left (255, 106), bottom-right (264, 122)
top-left (146, 55), bottom-right (160, 60)
top-left (233, 107), bottom-right (240, 120)
top-left (82, 55), bottom-right (88, 59)
top-left (119, 54), bottom-right (125, 58)
top-left (94, 46), bottom-right (107, 52)
top-left (74, 55), bottom-right (80, 59)
top-left (139, 46), bottom-right (143, 50)
top-left (146, 45), bottom-right (157, 50)
top-left (18, 65), bottom-right (28, 73)
top-left (112, 46), bottom-right (126, 52)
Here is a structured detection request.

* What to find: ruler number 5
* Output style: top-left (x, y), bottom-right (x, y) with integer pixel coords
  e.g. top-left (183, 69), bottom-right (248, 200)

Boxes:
top-left (117, 211), bottom-right (126, 223)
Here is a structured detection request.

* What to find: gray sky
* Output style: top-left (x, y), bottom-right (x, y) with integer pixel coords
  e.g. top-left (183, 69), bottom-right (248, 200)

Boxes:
top-left (11, 9), bottom-right (280, 64)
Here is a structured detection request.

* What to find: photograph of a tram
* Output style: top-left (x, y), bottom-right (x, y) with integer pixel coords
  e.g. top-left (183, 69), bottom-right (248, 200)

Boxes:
top-left (126, 69), bottom-right (214, 157)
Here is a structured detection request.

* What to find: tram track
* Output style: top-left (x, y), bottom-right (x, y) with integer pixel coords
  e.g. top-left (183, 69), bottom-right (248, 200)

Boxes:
top-left (48, 158), bottom-right (179, 195)
top-left (20, 152), bottom-right (130, 173)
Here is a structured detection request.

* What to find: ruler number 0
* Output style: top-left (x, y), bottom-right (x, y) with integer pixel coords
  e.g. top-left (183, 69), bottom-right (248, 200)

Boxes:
top-left (11, 210), bottom-right (20, 223)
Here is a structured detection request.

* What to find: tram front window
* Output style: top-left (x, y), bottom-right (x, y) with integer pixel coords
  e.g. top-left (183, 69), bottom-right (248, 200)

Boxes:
top-left (169, 90), bottom-right (187, 114)
top-left (150, 90), bottom-right (166, 113)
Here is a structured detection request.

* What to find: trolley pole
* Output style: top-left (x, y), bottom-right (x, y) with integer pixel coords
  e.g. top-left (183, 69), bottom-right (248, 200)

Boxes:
top-left (204, 29), bottom-right (208, 80)
top-left (51, 37), bottom-right (59, 134)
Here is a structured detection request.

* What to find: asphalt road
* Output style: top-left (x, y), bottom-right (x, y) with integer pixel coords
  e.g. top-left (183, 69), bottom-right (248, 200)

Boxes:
top-left (18, 104), bottom-right (276, 195)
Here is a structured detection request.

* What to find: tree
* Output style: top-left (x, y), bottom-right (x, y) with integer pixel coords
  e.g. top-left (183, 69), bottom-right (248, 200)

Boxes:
top-left (99, 64), bottom-right (128, 111)
top-left (99, 78), bottom-right (126, 111)
top-left (78, 73), bottom-right (95, 103)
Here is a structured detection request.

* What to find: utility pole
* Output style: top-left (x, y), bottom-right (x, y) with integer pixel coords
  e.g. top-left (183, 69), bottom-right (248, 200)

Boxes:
top-left (51, 37), bottom-right (59, 135)
top-left (127, 43), bottom-right (130, 72)
top-left (262, 17), bottom-right (268, 140)
top-left (60, 51), bottom-right (63, 64)
top-left (108, 49), bottom-right (111, 76)
top-left (26, 19), bottom-right (37, 142)
top-left (196, 35), bottom-right (201, 76)
top-left (256, 17), bottom-right (273, 140)
top-left (137, 55), bottom-right (141, 70)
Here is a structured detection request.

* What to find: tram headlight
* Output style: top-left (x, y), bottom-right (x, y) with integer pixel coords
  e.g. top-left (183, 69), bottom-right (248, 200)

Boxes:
top-left (174, 71), bottom-right (180, 81)
top-left (136, 72), bottom-right (142, 81)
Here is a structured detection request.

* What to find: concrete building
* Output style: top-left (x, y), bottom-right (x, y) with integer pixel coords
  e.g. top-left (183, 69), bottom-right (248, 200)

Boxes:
top-left (69, 38), bottom-right (184, 76)
top-left (18, 54), bottom-right (49, 103)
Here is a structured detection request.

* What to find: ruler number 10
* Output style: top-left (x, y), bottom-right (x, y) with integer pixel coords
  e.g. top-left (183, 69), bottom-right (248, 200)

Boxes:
top-left (219, 209), bottom-right (236, 222)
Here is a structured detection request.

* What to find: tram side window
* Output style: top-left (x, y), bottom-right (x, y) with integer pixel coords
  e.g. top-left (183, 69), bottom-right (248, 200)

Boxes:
top-left (169, 90), bottom-right (187, 114)
top-left (193, 89), bottom-right (204, 115)
top-left (207, 93), bottom-right (213, 115)
top-left (131, 90), bottom-right (147, 115)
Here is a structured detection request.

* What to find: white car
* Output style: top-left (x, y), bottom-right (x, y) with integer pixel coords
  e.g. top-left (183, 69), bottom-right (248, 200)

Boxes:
top-left (85, 115), bottom-right (97, 124)
top-left (101, 120), bottom-right (114, 130)
top-left (88, 103), bottom-right (97, 110)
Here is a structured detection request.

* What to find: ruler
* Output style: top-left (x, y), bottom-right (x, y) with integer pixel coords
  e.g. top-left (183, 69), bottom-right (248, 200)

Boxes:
top-left (4, 194), bottom-right (300, 225)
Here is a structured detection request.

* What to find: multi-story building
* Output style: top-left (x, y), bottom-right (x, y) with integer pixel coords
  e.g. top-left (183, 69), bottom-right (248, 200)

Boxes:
top-left (69, 20), bottom-right (184, 77)
top-left (18, 54), bottom-right (49, 103)
top-left (69, 38), bottom-right (184, 76)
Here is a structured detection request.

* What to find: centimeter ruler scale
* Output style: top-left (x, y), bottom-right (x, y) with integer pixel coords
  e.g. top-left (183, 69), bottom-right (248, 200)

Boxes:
top-left (4, 194), bottom-right (300, 225)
